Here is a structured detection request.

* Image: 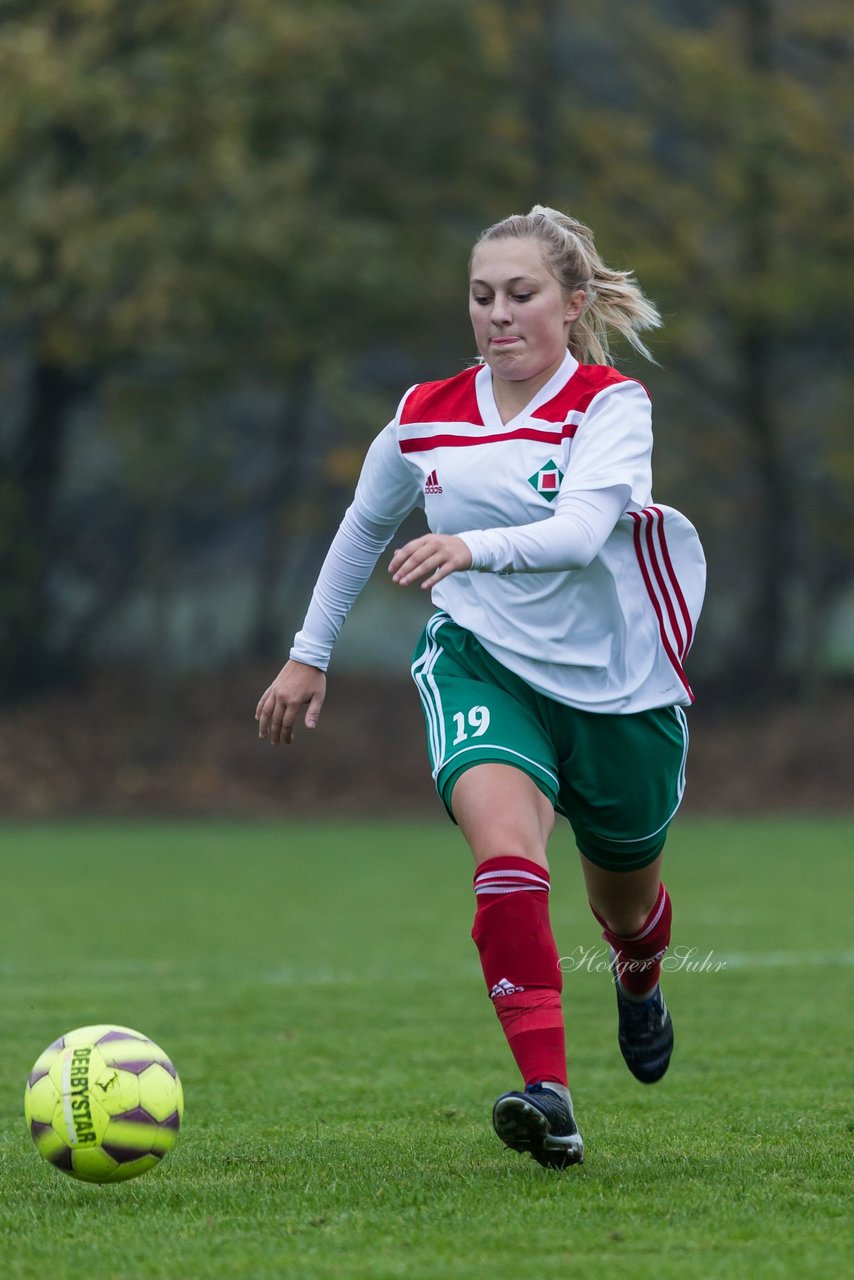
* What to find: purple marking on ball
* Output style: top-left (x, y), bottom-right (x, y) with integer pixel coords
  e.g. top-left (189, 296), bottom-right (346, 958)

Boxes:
top-left (28, 1067), bottom-right (50, 1088)
top-left (109, 1059), bottom-right (157, 1075)
top-left (102, 1142), bottom-right (157, 1164)
top-left (97, 1030), bottom-right (150, 1046)
top-left (161, 1110), bottom-right (181, 1132)
top-left (30, 1120), bottom-right (54, 1141)
top-left (48, 1146), bottom-right (74, 1171)
top-left (114, 1106), bottom-right (156, 1126)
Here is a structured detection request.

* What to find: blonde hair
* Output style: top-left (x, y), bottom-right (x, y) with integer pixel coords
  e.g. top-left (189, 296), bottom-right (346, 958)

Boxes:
top-left (472, 205), bottom-right (662, 365)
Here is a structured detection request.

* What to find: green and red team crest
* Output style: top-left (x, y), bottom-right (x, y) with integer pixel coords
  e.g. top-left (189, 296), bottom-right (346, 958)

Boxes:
top-left (528, 460), bottom-right (564, 502)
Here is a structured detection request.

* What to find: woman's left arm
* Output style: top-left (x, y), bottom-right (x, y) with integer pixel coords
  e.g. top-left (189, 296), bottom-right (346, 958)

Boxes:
top-left (389, 485), bottom-right (628, 587)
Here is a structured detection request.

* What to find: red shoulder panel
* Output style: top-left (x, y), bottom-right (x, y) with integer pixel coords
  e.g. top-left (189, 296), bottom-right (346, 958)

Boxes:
top-left (532, 364), bottom-right (649, 421)
top-left (399, 366), bottom-right (483, 426)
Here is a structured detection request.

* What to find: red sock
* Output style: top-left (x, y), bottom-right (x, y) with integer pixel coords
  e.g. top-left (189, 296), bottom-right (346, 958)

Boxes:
top-left (591, 883), bottom-right (672, 997)
top-left (471, 857), bottom-right (566, 1087)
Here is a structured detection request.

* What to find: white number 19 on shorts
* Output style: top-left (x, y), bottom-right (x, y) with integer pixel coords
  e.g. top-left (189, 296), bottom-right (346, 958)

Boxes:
top-left (452, 705), bottom-right (491, 746)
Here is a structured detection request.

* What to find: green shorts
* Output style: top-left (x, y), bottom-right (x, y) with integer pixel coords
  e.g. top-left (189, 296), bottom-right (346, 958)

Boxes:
top-left (411, 612), bottom-right (689, 872)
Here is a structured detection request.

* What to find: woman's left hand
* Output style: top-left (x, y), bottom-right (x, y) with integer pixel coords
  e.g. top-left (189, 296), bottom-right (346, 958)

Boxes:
top-left (389, 534), bottom-right (473, 589)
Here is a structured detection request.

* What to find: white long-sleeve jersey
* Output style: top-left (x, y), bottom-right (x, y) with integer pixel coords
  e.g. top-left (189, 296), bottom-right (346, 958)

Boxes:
top-left (291, 351), bottom-right (706, 713)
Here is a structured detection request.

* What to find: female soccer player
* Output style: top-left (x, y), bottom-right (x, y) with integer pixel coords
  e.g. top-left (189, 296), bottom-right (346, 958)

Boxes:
top-left (256, 207), bottom-right (706, 1170)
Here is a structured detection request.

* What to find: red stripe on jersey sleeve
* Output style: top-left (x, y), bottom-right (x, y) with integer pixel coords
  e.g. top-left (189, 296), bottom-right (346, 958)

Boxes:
top-left (650, 506), bottom-right (695, 654)
top-left (399, 368), bottom-right (483, 426)
top-left (643, 513), bottom-right (686, 658)
top-left (631, 511), bottom-right (694, 701)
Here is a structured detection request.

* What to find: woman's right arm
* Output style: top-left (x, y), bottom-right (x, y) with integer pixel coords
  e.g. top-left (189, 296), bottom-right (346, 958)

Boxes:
top-left (255, 423), bottom-right (421, 745)
top-left (255, 501), bottom-right (402, 744)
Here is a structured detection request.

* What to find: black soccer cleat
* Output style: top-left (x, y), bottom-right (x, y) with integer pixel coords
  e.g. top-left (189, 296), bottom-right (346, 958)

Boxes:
top-left (614, 979), bottom-right (674, 1084)
top-left (492, 1082), bottom-right (584, 1170)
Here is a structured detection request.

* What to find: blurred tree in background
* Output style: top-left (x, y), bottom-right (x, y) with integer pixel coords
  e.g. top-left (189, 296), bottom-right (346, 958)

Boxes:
top-left (0, 0), bottom-right (851, 704)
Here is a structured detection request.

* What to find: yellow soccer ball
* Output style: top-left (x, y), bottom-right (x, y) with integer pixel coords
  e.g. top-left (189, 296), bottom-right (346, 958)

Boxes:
top-left (24, 1025), bottom-right (184, 1183)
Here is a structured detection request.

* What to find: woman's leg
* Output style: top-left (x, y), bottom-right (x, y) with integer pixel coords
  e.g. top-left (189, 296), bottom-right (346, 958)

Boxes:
top-left (452, 763), bottom-right (583, 1167)
top-left (454, 763), bottom-right (564, 1085)
top-left (579, 850), bottom-right (674, 1083)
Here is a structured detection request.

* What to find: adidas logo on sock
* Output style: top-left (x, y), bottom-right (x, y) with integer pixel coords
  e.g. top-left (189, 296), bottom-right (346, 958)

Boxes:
top-left (424, 469), bottom-right (443, 495)
top-left (490, 977), bottom-right (525, 999)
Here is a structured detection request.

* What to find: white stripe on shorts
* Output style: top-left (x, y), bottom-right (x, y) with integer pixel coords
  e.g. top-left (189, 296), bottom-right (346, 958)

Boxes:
top-left (411, 612), bottom-right (449, 773)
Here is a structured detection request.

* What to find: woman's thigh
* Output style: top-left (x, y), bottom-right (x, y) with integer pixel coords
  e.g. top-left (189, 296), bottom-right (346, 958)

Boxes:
top-left (451, 763), bottom-right (556, 869)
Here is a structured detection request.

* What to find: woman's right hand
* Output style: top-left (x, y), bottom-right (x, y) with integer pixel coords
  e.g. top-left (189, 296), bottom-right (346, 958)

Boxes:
top-left (255, 660), bottom-right (327, 746)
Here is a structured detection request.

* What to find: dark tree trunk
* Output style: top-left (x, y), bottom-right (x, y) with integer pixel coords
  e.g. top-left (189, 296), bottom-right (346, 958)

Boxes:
top-left (0, 358), bottom-right (88, 701)
top-left (523, 0), bottom-right (563, 200)
top-left (739, 327), bottom-right (790, 692)
top-left (249, 361), bottom-right (318, 660)
top-left (736, 0), bottom-right (790, 697)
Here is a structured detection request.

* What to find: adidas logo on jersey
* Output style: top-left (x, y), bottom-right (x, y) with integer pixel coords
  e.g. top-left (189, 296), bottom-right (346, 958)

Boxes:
top-left (490, 977), bottom-right (525, 999)
top-left (424, 469), bottom-right (443, 495)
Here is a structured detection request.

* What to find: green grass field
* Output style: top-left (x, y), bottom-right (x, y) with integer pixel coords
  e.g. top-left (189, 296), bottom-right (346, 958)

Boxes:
top-left (1, 818), bottom-right (851, 1279)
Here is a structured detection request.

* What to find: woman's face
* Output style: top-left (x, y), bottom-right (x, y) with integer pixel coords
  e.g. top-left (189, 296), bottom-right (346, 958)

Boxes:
top-left (469, 237), bottom-right (584, 385)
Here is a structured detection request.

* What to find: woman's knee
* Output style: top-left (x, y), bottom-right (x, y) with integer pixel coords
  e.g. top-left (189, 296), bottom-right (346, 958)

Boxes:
top-left (579, 852), bottom-right (664, 936)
